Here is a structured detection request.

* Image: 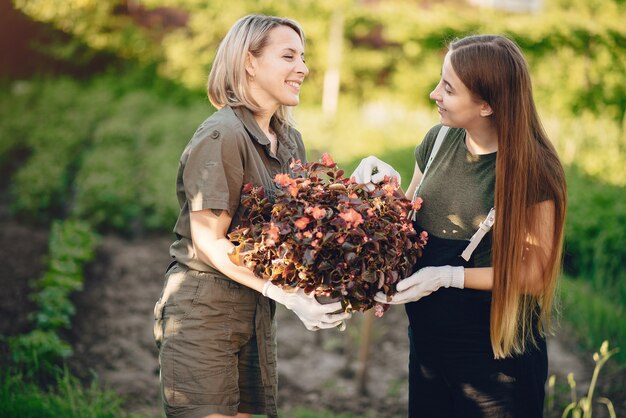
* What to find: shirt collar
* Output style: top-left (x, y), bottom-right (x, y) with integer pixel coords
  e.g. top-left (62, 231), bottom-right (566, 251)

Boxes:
top-left (231, 106), bottom-right (297, 158)
top-left (232, 106), bottom-right (270, 146)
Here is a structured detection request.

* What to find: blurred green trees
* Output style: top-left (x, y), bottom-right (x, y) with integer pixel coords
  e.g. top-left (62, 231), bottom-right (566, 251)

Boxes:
top-left (13, 0), bottom-right (626, 123)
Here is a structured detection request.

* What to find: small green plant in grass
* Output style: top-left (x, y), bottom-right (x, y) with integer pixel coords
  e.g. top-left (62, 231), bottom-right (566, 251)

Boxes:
top-left (556, 341), bottom-right (619, 418)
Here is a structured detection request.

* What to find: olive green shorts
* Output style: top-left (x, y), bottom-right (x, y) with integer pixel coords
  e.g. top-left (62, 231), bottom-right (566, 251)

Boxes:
top-left (153, 263), bottom-right (278, 418)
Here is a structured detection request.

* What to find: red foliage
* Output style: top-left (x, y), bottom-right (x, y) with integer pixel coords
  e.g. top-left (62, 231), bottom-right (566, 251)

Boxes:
top-left (228, 154), bottom-right (427, 312)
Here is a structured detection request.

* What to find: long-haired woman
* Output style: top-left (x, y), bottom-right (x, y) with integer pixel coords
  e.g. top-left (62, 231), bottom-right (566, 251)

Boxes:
top-left (353, 34), bottom-right (567, 417)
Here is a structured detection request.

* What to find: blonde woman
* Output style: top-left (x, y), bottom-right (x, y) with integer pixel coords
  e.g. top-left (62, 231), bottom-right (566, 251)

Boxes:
top-left (353, 35), bottom-right (567, 417)
top-left (153, 15), bottom-right (350, 418)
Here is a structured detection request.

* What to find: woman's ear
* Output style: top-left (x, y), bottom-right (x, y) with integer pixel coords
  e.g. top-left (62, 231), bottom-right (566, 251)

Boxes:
top-left (245, 52), bottom-right (256, 79)
top-left (480, 101), bottom-right (494, 117)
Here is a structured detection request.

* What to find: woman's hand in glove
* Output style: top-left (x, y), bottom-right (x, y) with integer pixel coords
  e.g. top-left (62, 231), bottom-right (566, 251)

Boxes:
top-left (351, 156), bottom-right (401, 191)
top-left (374, 266), bottom-right (465, 305)
top-left (263, 282), bottom-right (351, 331)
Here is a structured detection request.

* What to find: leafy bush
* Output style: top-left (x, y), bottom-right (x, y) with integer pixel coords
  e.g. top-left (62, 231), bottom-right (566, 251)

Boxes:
top-left (134, 103), bottom-right (208, 231)
top-left (6, 79), bottom-right (113, 222)
top-left (0, 82), bottom-right (39, 166)
top-left (545, 113), bottom-right (626, 187)
top-left (71, 112), bottom-right (144, 232)
top-left (71, 91), bottom-right (208, 233)
top-left (31, 220), bottom-right (99, 329)
top-left (563, 167), bottom-right (626, 303)
top-left (1, 75), bottom-right (209, 233)
top-left (7, 330), bottom-right (72, 376)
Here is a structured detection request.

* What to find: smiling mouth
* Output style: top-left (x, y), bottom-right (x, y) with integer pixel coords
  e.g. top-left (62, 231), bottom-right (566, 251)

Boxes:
top-left (286, 81), bottom-right (301, 89)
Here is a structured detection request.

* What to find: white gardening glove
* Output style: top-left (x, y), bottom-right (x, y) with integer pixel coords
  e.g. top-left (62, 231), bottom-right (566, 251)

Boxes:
top-left (351, 156), bottom-right (401, 191)
top-left (263, 281), bottom-right (351, 331)
top-left (373, 266), bottom-right (464, 305)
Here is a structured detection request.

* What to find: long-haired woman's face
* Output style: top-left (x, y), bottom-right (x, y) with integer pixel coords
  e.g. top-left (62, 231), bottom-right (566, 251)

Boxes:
top-left (429, 52), bottom-right (488, 129)
top-left (246, 25), bottom-right (309, 113)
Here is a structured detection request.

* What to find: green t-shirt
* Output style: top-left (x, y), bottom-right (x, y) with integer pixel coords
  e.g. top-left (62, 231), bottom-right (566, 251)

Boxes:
top-left (414, 125), bottom-right (496, 266)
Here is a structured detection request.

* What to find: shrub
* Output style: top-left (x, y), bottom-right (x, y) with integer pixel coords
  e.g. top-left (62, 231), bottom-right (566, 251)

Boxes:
top-left (71, 90), bottom-right (210, 233)
top-left (564, 166), bottom-right (626, 304)
top-left (135, 103), bottom-right (209, 231)
top-left (71, 119), bottom-right (142, 232)
top-left (7, 79), bottom-right (113, 222)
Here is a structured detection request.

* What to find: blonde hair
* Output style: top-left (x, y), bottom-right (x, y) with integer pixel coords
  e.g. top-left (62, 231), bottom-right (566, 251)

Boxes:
top-left (449, 35), bottom-right (567, 358)
top-left (207, 14), bottom-right (305, 127)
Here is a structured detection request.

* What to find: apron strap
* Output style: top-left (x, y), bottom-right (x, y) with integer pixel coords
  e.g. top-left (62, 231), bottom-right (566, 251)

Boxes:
top-left (461, 207), bottom-right (495, 261)
top-left (409, 125), bottom-right (449, 221)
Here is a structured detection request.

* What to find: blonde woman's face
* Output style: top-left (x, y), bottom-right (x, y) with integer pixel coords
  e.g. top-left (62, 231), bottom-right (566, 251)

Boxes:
top-left (429, 52), bottom-right (487, 129)
top-left (247, 25), bottom-right (309, 113)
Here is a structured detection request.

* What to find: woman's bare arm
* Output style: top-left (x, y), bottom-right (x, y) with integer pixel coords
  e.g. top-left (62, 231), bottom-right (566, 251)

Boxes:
top-left (189, 209), bottom-right (266, 292)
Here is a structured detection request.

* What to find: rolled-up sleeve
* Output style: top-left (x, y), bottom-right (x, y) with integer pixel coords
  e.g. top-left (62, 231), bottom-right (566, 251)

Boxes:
top-left (183, 127), bottom-right (244, 216)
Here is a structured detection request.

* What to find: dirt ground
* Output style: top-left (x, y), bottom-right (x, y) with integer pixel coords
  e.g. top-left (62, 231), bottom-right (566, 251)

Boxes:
top-left (1, 220), bottom-right (624, 417)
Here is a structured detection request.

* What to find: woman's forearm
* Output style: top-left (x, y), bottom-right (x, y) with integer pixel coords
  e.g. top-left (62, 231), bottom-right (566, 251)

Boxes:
top-left (190, 209), bottom-right (267, 293)
top-left (463, 267), bottom-right (494, 291)
top-left (464, 266), bottom-right (544, 295)
top-left (195, 236), bottom-right (267, 292)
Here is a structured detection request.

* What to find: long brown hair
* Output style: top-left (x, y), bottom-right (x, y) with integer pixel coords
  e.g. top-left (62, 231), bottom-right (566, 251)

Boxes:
top-left (449, 35), bottom-right (567, 358)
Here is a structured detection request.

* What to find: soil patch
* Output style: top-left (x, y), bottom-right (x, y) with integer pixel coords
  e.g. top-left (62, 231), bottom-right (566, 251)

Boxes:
top-left (65, 234), bottom-right (171, 418)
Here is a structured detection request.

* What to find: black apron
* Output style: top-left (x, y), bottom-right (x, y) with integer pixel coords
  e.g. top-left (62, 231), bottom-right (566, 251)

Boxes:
top-left (404, 229), bottom-right (547, 418)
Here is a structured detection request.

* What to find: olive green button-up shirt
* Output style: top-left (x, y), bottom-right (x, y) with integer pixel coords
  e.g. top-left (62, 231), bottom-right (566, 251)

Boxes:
top-left (170, 105), bottom-right (307, 272)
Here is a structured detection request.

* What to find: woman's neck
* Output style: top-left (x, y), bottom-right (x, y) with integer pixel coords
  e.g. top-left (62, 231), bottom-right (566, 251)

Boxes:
top-left (465, 123), bottom-right (498, 155)
top-left (254, 111), bottom-right (272, 134)
top-left (254, 111), bottom-right (278, 154)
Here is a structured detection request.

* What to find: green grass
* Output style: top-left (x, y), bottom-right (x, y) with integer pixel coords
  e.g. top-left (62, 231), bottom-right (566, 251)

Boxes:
top-left (269, 409), bottom-right (401, 418)
top-left (1, 368), bottom-right (391, 418)
top-left (0, 369), bottom-right (145, 418)
top-left (559, 276), bottom-right (626, 365)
